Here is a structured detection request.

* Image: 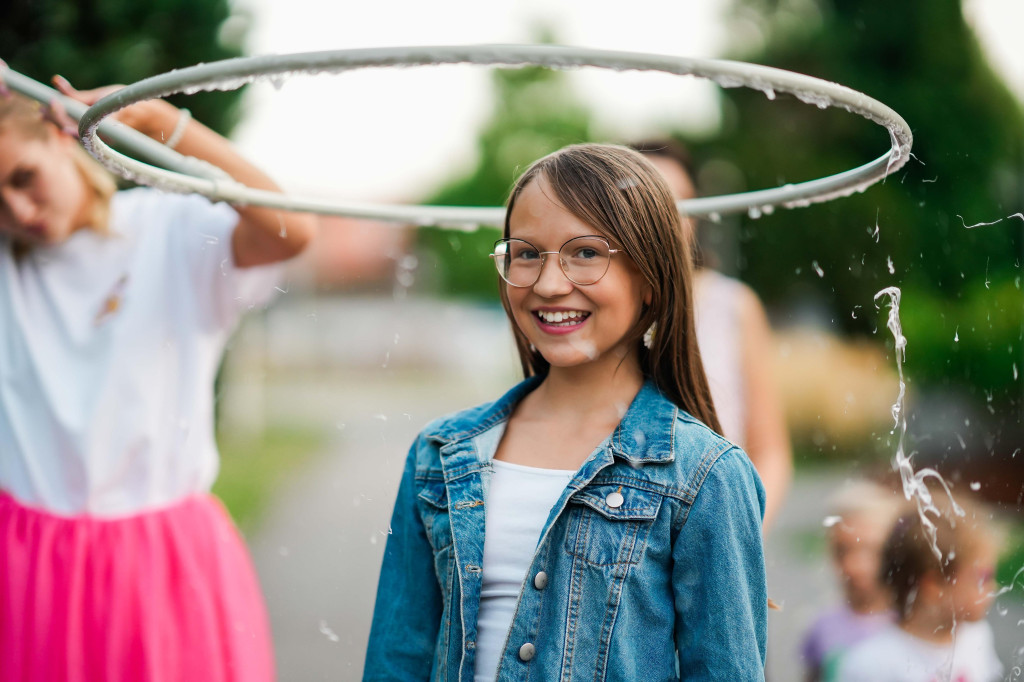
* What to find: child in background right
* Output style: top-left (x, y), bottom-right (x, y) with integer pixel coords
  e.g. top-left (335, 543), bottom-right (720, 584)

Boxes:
top-left (834, 497), bottom-right (1004, 682)
top-left (801, 480), bottom-right (903, 682)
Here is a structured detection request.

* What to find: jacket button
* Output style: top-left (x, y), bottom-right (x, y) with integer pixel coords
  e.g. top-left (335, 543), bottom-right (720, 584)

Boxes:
top-left (519, 642), bottom-right (536, 662)
top-left (605, 491), bottom-right (624, 508)
top-left (533, 571), bottom-right (548, 590)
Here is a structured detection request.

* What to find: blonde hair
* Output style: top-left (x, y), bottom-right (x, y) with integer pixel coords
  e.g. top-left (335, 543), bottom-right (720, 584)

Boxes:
top-left (502, 143), bottom-right (722, 434)
top-left (828, 479), bottom-right (903, 527)
top-left (0, 93), bottom-right (116, 235)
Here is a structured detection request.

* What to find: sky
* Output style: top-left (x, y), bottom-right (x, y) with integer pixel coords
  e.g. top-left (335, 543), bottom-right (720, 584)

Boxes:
top-left (229, 0), bottom-right (1024, 205)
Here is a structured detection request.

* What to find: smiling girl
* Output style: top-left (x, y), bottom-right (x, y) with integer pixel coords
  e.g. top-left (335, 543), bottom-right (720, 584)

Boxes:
top-left (364, 143), bottom-right (767, 681)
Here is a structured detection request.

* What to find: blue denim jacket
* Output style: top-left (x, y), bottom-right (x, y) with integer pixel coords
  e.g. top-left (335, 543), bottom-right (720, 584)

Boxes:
top-left (364, 378), bottom-right (767, 681)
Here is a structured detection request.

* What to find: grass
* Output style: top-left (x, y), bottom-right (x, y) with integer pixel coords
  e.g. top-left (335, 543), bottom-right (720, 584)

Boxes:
top-left (213, 425), bottom-right (326, 534)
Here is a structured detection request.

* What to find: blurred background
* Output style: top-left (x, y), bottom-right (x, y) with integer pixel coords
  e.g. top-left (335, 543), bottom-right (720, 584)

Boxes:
top-left (3, 0), bottom-right (1022, 678)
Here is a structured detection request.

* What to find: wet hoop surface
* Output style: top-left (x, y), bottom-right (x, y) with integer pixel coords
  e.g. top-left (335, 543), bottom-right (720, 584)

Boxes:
top-left (9, 46), bottom-right (914, 228)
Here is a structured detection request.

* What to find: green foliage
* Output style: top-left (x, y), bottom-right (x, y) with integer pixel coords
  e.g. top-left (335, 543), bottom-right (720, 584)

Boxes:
top-left (701, 0), bottom-right (1024, 409)
top-left (1, 0), bottom-right (248, 135)
top-left (417, 65), bottom-right (595, 299)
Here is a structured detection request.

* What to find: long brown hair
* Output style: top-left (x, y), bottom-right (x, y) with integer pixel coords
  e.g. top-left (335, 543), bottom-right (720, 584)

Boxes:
top-left (0, 93), bottom-right (116, 236)
top-left (501, 143), bottom-right (722, 434)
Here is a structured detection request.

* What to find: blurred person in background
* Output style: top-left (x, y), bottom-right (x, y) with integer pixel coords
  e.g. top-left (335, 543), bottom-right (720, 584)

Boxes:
top-left (834, 496), bottom-right (1004, 682)
top-left (633, 139), bottom-right (792, 529)
top-left (800, 479), bottom-right (903, 681)
top-left (0, 75), bottom-right (315, 681)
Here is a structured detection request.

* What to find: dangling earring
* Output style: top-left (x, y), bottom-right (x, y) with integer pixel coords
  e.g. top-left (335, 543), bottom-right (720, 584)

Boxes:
top-left (529, 343), bottom-right (537, 353)
top-left (643, 322), bottom-right (657, 350)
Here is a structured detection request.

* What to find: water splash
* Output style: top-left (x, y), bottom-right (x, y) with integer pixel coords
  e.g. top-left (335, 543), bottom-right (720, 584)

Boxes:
top-left (956, 212), bottom-right (1024, 229)
top-left (318, 619), bottom-right (340, 643)
top-left (822, 515), bottom-right (842, 528)
top-left (874, 286), bottom-right (964, 562)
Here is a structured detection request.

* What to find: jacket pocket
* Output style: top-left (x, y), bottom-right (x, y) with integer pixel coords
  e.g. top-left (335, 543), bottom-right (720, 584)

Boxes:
top-left (417, 479), bottom-right (454, 553)
top-left (564, 483), bottom-right (663, 570)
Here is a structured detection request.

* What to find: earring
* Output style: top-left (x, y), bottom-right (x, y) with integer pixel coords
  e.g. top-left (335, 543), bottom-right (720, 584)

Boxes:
top-left (529, 343), bottom-right (537, 353)
top-left (643, 322), bottom-right (657, 350)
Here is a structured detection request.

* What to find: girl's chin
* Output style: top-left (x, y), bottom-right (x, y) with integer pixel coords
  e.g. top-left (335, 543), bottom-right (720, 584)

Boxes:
top-left (534, 339), bottom-right (601, 365)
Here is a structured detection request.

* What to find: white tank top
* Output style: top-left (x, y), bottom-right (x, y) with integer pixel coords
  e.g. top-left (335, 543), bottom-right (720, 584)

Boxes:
top-left (474, 460), bottom-right (574, 681)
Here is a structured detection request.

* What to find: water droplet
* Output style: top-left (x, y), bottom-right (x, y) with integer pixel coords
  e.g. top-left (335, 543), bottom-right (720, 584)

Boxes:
top-left (748, 206), bottom-right (762, 219)
top-left (319, 620), bottom-right (340, 643)
top-left (812, 261), bottom-right (825, 278)
top-left (887, 256), bottom-right (895, 274)
top-left (970, 482), bottom-right (981, 491)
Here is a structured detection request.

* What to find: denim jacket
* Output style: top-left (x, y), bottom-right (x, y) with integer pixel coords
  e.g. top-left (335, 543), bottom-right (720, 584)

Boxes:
top-left (364, 378), bottom-right (767, 681)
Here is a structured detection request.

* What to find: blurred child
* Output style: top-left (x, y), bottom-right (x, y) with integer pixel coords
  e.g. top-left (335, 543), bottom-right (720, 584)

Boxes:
top-left (800, 480), bottom-right (903, 681)
top-left (0, 76), bottom-right (315, 681)
top-left (632, 139), bottom-right (792, 529)
top-left (834, 496), bottom-right (1004, 682)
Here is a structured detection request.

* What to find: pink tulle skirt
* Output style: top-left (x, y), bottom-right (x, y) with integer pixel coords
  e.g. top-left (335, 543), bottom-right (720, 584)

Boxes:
top-left (0, 491), bottom-right (274, 682)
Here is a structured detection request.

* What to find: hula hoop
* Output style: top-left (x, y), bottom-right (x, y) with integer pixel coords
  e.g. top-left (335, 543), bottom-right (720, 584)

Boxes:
top-left (9, 46), bottom-right (913, 228)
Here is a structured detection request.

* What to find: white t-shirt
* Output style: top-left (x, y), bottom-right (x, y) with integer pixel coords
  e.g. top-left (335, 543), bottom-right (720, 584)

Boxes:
top-left (0, 189), bottom-right (282, 517)
top-left (694, 269), bottom-right (745, 446)
top-left (474, 459), bottom-right (575, 681)
top-left (835, 621), bottom-right (1004, 682)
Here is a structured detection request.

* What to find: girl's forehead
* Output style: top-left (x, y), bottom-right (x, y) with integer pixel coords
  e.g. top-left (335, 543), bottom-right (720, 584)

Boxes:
top-left (509, 178), bottom-right (604, 244)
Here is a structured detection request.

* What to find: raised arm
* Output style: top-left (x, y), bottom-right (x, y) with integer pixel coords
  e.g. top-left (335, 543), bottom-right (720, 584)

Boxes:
top-left (53, 76), bottom-right (316, 268)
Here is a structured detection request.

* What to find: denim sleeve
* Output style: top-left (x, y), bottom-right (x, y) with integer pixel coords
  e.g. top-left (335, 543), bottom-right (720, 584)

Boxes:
top-left (363, 437), bottom-right (442, 681)
top-left (672, 447), bottom-right (767, 680)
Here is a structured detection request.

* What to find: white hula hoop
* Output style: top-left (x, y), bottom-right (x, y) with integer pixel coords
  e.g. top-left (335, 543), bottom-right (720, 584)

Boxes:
top-left (73, 45), bottom-right (912, 228)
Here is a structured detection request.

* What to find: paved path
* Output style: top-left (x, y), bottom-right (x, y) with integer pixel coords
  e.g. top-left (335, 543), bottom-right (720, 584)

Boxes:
top-left (248, 377), bottom-right (1024, 680)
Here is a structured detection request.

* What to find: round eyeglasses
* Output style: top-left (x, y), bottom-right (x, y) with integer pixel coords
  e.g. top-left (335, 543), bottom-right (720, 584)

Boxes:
top-left (490, 236), bottom-right (622, 288)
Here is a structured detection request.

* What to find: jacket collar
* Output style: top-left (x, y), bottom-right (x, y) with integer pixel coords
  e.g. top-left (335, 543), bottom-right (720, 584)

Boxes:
top-left (425, 376), bottom-right (678, 465)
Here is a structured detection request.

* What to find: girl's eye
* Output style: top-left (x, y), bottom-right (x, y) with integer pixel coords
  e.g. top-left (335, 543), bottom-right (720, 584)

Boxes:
top-left (575, 247), bottom-right (600, 260)
top-left (515, 248), bottom-right (541, 261)
top-left (10, 169), bottom-right (34, 189)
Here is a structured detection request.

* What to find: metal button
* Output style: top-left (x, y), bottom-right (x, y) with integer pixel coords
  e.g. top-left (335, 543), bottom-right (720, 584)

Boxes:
top-left (605, 491), bottom-right (624, 508)
top-left (519, 642), bottom-right (536, 662)
top-left (534, 571), bottom-right (548, 590)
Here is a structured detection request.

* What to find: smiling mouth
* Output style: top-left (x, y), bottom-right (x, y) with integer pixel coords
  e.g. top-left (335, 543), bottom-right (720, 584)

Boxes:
top-left (534, 310), bottom-right (591, 327)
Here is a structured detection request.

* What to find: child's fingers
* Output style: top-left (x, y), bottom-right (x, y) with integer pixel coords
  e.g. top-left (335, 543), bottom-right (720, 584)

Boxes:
top-left (51, 75), bottom-right (124, 106)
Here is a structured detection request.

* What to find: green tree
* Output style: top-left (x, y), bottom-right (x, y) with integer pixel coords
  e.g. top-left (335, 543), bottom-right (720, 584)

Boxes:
top-left (1, 0), bottom-right (248, 135)
top-left (698, 0), bottom-right (1024, 421)
top-left (417, 63), bottom-right (596, 299)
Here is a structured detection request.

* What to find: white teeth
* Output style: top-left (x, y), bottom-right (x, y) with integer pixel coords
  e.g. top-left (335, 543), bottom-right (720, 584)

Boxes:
top-left (537, 310), bottom-right (587, 324)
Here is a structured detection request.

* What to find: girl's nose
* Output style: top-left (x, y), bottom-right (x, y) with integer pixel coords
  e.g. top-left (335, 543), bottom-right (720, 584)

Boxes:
top-left (532, 255), bottom-right (574, 298)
